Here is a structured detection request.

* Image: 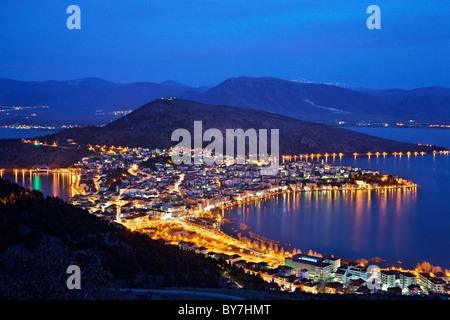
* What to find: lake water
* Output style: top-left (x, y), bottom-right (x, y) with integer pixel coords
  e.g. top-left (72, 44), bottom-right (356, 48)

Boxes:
top-left (0, 128), bottom-right (56, 139)
top-left (2, 127), bottom-right (449, 270)
top-left (222, 127), bottom-right (450, 270)
top-left (0, 171), bottom-right (74, 200)
top-left (223, 153), bottom-right (450, 269)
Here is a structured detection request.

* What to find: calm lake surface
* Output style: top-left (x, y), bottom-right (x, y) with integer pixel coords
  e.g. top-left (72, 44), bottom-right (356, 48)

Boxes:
top-left (222, 128), bottom-right (450, 269)
top-left (223, 153), bottom-right (449, 269)
top-left (2, 127), bottom-right (449, 269)
top-left (1, 171), bottom-right (74, 201)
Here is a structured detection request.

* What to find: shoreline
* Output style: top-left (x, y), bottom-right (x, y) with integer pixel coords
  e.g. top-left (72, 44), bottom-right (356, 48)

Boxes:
top-left (216, 184), bottom-right (421, 268)
top-left (2, 158), bottom-right (448, 272)
top-left (211, 179), bottom-right (447, 274)
top-left (218, 183), bottom-right (418, 211)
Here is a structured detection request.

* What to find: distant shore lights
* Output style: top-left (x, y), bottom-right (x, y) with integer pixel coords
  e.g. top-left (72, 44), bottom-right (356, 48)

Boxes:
top-left (280, 150), bottom-right (448, 163)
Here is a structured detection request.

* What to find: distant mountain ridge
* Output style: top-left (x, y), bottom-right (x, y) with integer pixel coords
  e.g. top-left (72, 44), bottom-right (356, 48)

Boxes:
top-left (291, 78), bottom-right (367, 91)
top-left (38, 77), bottom-right (119, 87)
top-left (0, 78), bottom-right (207, 124)
top-left (48, 98), bottom-right (435, 154)
top-left (364, 86), bottom-right (450, 121)
top-left (0, 76), bottom-right (448, 125)
top-left (184, 76), bottom-right (393, 122)
top-left (186, 76), bottom-right (450, 123)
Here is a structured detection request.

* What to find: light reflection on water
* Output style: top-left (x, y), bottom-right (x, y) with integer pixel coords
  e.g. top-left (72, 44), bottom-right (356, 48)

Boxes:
top-left (226, 188), bottom-right (416, 264)
top-left (223, 154), bottom-right (450, 269)
top-left (1, 171), bottom-right (74, 200)
top-left (1, 153), bottom-right (448, 269)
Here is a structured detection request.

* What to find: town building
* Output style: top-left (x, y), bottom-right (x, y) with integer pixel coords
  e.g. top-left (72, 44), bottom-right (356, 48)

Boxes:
top-left (418, 273), bottom-right (447, 293)
top-left (285, 254), bottom-right (336, 279)
top-left (381, 270), bottom-right (398, 289)
top-left (399, 271), bottom-right (417, 289)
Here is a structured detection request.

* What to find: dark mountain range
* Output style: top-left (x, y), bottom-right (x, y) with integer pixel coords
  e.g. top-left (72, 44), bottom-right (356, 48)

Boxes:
top-left (0, 78), bottom-right (206, 124)
top-left (364, 86), bottom-right (450, 121)
top-left (186, 77), bottom-right (450, 123)
top-left (39, 77), bottom-right (119, 87)
top-left (184, 77), bottom-right (394, 122)
top-left (45, 99), bottom-right (435, 156)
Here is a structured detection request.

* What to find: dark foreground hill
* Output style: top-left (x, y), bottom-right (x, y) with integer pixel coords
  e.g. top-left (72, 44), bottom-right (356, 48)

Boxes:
top-left (0, 178), bottom-right (223, 299)
top-left (0, 138), bottom-right (92, 169)
top-left (0, 179), bottom-right (440, 301)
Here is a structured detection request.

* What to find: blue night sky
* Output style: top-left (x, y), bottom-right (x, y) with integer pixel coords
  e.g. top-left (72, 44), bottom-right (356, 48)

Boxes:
top-left (0, 0), bottom-right (449, 89)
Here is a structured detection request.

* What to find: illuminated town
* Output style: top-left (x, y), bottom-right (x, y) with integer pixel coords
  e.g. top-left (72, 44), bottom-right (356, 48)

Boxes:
top-left (30, 144), bottom-right (445, 297)
top-left (1, 0), bottom-right (450, 308)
